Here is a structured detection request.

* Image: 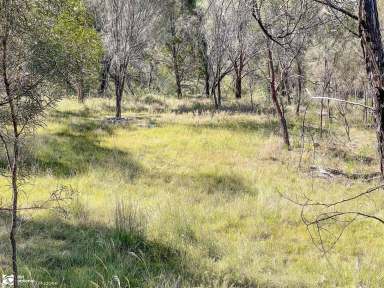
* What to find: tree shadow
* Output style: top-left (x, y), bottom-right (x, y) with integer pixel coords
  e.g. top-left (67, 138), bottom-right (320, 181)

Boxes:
top-left (171, 100), bottom-right (277, 115)
top-left (158, 171), bottom-right (257, 197)
top-left (50, 108), bottom-right (93, 120)
top-left (191, 172), bottom-right (255, 196)
top-left (0, 217), bottom-right (192, 288)
top-left (179, 118), bottom-right (282, 137)
top-left (21, 131), bottom-right (143, 178)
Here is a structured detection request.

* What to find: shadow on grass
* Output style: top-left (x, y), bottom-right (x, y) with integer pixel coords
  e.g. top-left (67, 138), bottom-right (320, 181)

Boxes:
top-left (0, 218), bottom-right (189, 288)
top-left (180, 118), bottom-right (282, 136)
top-left (195, 173), bottom-right (255, 196)
top-left (18, 130), bottom-right (142, 179)
top-left (171, 101), bottom-right (277, 115)
top-left (158, 171), bottom-right (257, 197)
top-left (50, 108), bottom-right (93, 120)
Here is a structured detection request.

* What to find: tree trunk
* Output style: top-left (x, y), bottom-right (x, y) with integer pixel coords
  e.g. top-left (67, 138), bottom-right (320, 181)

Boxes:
top-left (234, 52), bottom-right (244, 99)
top-left (172, 47), bottom-right (183, 99)
top-left (98, 56), bottom-right (111, 97)
top-left (360, 0), bottom-right (384, 175)
top-left (169, 15), bottom-right (183, 99)
top-left (320, 99), bottom-right (324, 138)
top-left (281, 68), bottom-right (291, 105)
top-left (114, 78), bottom-right (124, 119)
top-left (296, 58), bottom-right (304, 116)
top-left (267, 43), bottom-right (291, 149)
top-left (77, 81), bottom-right (85, 103)
top-left (212, 87), bottom-right (218, 109)
top-left (217, 78), bottom-right (222, 107)
top-left (10, 142), bottom-right (19, 288)
top-left (202, 38), bottom-right (210, 98)
top-left (2, 29), bottom-right (20, 288)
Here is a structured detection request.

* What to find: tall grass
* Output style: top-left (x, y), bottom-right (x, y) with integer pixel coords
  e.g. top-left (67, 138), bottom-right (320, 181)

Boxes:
top-left (0, 96), bottom-right (383, 287)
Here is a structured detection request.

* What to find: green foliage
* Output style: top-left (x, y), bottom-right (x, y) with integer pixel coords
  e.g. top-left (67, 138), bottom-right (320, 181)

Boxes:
top-left (30, 0), bottom-right (103, 93)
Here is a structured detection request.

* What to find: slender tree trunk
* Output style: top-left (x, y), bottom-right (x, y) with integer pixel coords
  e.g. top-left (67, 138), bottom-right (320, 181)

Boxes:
top-left (296, 58), bottom-right (304, 116)
top-left (320, 99), bottom-right (324, 138)
top-left (281, 68), bottom-right (291, 105)
top-left (172, 47), bottom-right (183, 98)
top-left (202, 38), bottom-right (210, 98)
top-left (77, 80), bottom-right (85, 103)
top-left (169, 14), bottom-right (183, 99)
top-left (327, 99), bottom-right (331, 121)
top-left (98, 56), bottom-right (111, 96)
top-left (2, 27), bottom-right (20, 288)
top-left (148, 62), bottom-right (154, 89)
top-left (114, 77), bottom-right (124, 119)
top-left (234, 53), bottom-right (244, 99)
top-left (212, 87), bottom-right (218, 109)
top-left (267, 43), bottom-right (291, 149)
top-left (235, 74), bottom-right (242, 99)
top-left (364, 90), bottom-right (368, 124)
top-left (360, 0), bottom-right (384, 175)
top-left (10, 141), bottom-right (19, 288)
top-left (217, 78), bottom-right (222, 107)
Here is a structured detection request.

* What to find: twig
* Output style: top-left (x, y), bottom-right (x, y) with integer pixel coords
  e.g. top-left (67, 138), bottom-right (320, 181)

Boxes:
top-left (312, 97), bottom-right (374, 110)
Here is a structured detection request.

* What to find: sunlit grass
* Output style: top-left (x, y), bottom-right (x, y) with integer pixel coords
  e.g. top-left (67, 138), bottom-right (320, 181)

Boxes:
top-left (1, 96), bottom-right (384, 287)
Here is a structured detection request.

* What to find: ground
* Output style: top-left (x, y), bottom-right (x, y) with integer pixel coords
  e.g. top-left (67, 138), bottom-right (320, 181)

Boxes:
top-left (1, 96), bottom-right (384, 287)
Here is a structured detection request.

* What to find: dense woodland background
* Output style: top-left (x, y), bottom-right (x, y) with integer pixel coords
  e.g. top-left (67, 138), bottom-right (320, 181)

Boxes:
top-left (1, 0), bottom-right (384, 287)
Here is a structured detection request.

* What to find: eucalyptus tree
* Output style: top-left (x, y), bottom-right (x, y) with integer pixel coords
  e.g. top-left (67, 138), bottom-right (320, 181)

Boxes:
top-left (52, 0), bottom-right (103, 102)
top-left (204, 0), bottom-right (233, 108)
top-left (161, 0), bottom-right (200, 98)
top-left (102, 0), bottom-right (158, 119)
top-left (227, 0), bottom-right (256, 99)
top-left (0, 0), bottom-right (71, 286)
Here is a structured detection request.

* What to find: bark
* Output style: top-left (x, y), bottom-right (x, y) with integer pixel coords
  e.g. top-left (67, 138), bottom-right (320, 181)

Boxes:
top-left (359, 0), bottom-right (384, 175)
top-left (296, 58), bottom-right (304, 116)
top-left (320, 99), bottom-right (324, 138)
top-left (217, 78), bottom-right (222, 107)
top-left (267, 43), bottom-right (291, 149)
top-left (233, 52), bottom-right (244, 99)
top-left (202, 38), bottom-right (210, 98)
top-left (1, 32), bottom-right (19, 288)
top-left (281, 68), bottom-right (291, 105)
top-left (172, 51), bottom-right (183, 98)
top-left (148, 61), bottom-right (154, 89)
top-left (77, 79), bottom-right (85, 103)
top-left (114, 77), bottom-right (124, 119)
top-left (169, 15), bottom-right (183, 99)
top-left (98, 56), bottom-right (111, 96)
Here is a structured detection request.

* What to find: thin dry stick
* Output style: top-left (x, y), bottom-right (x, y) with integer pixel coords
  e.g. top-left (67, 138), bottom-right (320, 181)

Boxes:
top-left (312, 96), bottom-right (374, 110)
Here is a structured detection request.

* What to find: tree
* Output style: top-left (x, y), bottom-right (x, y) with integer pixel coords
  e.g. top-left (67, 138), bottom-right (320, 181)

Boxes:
top-left (0, 1), bottom-right (66, 286)
top-left (52, 0), bottom-right (103, 102)
top-left (32, 0), bottom-right (103, 102)
top-left (310, 0), bottom-right (384, 175)
top-left (227, 0), bottom-right (254, 99)
top-left (164, 0), bottom-right (186, 98)
top-left (102, 0), bottom-right (157, 119)
top-left (204, 0), bottom-right (233, 108)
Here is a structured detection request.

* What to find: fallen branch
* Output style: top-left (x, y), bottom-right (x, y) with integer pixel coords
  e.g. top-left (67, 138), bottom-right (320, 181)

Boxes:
top-left (309, 166), bottom-right (381, 181)
top-left (312, 97), bottom-right (374, 110)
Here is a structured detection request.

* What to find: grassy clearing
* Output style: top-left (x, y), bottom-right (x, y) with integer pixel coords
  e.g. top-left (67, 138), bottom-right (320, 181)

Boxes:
top-left (1, 96), bottom-right (384, 287)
